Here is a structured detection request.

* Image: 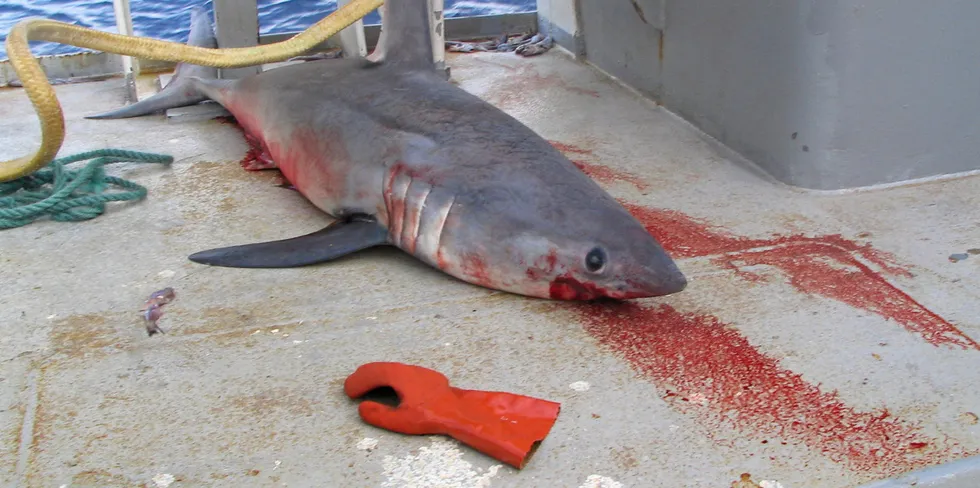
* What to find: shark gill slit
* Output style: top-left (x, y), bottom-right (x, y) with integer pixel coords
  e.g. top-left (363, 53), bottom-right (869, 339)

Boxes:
top-left (428, 194), bottom-right (456, 266)
top-left (386, 171), bottom-right (411, 244)
top-left (401, 179), bottom-right (431, 255)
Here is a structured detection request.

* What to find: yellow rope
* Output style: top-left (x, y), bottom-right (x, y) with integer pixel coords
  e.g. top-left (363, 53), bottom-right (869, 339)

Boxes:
top-left (1, 0), bottom-right (384, 182)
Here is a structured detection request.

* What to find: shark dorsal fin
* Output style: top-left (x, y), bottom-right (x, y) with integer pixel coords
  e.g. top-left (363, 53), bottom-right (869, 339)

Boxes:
top-left (381, 0), bottom-right (436, 71)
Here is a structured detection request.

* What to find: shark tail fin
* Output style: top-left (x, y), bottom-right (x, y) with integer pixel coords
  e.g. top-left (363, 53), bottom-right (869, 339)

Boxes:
top-left (85, 6), bottom-right (221, 120)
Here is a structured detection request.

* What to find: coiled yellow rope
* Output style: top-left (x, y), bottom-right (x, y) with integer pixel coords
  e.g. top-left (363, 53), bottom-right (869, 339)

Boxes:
top-left (1, 0), bottom-right (384, 183)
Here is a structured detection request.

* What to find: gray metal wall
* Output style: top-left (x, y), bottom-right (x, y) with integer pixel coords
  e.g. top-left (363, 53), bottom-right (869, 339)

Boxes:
top-left (577, 0), bottom-right (980, 190)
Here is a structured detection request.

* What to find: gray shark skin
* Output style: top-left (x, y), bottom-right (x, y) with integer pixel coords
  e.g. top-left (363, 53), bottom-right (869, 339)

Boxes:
top-left (96, 0), bottom-right (688, 301)
top-left (84, 6), bottom-right (218, 120)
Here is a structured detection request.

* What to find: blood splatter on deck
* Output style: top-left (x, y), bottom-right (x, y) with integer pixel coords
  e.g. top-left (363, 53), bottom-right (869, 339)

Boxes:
top-left (550, 141), bottom-right (651, 191)
top-left (576, 301), bottom-right (966, 476)
top-left (550, 140), bottom-right (976, 349)
top-left (550, 144), bottom-right (979, 476)
top-left (622, 203), bottom-right (979, 350)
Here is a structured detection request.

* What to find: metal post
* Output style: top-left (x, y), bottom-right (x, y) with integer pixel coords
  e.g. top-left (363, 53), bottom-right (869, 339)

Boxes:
top-left (213, 0), bottom-right (261, 78)
top-left (366, 3), bottom-right (385, 61)
top-left (112, 0), bottom-right (139, 102)
top-left (338, 0), bottom-right (369, 58)
top-left (429, 0), bottom-right (445, 71)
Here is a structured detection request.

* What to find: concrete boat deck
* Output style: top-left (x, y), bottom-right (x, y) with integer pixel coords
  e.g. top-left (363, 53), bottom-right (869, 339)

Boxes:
top-left (0, 49), bottom-right (978, 488)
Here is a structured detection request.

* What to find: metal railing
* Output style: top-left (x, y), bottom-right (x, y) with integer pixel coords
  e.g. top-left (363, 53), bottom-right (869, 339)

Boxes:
top-left (0, 3), bottom-right (536, 87)
top-left (118, 0), bottom-right (445, 80)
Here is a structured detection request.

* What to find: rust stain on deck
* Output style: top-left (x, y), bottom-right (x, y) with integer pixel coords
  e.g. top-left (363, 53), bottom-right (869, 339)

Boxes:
top-left (50, 314), bottom-right (122, 356)
top-left (227, 386), bottom-right (318, 418)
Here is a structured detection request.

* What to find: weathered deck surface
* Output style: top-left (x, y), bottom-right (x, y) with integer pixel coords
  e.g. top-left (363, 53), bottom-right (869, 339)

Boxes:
top-left (0, 49), bottom-right (978, 488)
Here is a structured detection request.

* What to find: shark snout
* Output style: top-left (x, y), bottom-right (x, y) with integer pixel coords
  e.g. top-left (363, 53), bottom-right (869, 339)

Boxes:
top-left (613, 255), bottom-right (688, 299)
top-left (617, 269), bottom-right (687, 298)
top-left (646, 266), bottom-right (688, 296)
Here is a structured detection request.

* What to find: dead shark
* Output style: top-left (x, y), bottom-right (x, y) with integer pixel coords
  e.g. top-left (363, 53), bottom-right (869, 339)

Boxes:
top-left (87, 0), bottom-right (688, 301)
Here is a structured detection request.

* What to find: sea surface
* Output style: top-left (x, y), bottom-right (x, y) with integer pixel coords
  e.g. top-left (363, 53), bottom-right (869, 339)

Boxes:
top-left (0, 0), bottom-right (533, 60)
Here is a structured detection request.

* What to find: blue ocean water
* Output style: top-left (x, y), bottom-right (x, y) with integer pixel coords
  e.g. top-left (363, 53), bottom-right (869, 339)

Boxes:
top-left (0, 0), bottom-right (533, 60)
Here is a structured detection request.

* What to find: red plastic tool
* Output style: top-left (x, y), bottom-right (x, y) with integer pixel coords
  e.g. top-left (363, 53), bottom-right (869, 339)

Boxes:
top-left (344, 362), bottom-right (561, 469)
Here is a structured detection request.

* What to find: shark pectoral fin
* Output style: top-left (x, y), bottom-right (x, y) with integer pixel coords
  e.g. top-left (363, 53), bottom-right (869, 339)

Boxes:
top-left (187, 219), bottom-right (390, 268)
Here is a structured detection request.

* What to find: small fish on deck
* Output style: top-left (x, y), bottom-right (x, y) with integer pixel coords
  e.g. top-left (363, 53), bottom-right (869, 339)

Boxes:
top-left (446, 32), bottom-right (554, 57)
top-left (141, 287), bottom-right (176, 336)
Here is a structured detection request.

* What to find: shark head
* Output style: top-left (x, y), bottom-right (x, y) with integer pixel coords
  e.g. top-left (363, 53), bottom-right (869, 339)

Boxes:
top-left (434, 160), bottom-right (688, 301)
top-left (534, 219), bottom-right (688, 301)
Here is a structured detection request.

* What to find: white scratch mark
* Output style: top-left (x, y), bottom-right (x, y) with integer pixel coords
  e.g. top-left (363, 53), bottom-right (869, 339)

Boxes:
top-left (578, 475), bottom-right (623, 488)
top-left (381, 437), bottom-right (502, 487)
top-left (47, 314), bottom-right (57, 320)
top-left (569, 381), bottom-right (591, 392)
top-left (152, 473), bottom-right (175, 487)
top-left (157, 269), bottom-right (176, 278)
top-left (293, 340), bottom-right (304, 344)
top-left (271, 329), bottom-right (280, 334)
top-left (357, 437), bottom-right (380, 451)
top-left (273, 460), bottom-right (282, 470)
top-left (760, 481), bottom-right (785, 488)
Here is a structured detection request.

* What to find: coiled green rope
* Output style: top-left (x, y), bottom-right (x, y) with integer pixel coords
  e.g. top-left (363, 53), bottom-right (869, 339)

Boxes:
top-left (0, 149), bottom-right (173, 229)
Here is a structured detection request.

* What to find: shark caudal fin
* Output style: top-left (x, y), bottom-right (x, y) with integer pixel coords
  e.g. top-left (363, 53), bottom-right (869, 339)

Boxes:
top-left (380, 0), bottom-right (437, 71)
top-left (85, 6), bottom-right (220, 119)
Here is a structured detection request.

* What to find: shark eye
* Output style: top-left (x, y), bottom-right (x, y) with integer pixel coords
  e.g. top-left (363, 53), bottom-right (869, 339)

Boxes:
top-left (585, 247), bottom-right (607, 273)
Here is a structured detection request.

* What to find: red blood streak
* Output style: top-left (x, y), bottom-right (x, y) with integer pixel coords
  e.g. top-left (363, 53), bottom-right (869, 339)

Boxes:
top-left (241, 133), bottom-right (276, 171)
top-left (545, 249), bottom-right (558, 270)
top-left (550, 141), bottom-right (652, 191)
top-left (620, 203), bottom-right (777, 259)
top-left (528, 70), bottom-right (600, 98)
top-left (620, 202), bottom-right (979, 350)
top-left (383, 167), bottom-right (406, 241)
top-left (577, 302), bottom-right (962, 475)
top-left (214, 115), bottom-right (276, 171)
top-left (490, 66), bottom-right (599, 108)
top-left (549, 141), bottom-right (592, 155)
top-left (572, 161), bottom-right (652, 191)
top-left (213, 115), bottom-right (237, 127)
top-left (526, 249), bottom-right (559, 280)
top-left (460, 254), bottom-right (492, 288)
top-left (549, 274), bottom-right (602, 300)
top-left (735, 243), bottom-right (979, 349)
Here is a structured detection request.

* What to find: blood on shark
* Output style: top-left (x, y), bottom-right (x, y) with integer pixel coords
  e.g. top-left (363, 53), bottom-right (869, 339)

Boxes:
top-left (87, 0), bottom-right (687, 301)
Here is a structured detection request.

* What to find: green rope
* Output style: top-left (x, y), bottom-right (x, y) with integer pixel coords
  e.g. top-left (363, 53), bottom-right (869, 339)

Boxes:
top-left (0, 149), bottom-right (173, 229)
